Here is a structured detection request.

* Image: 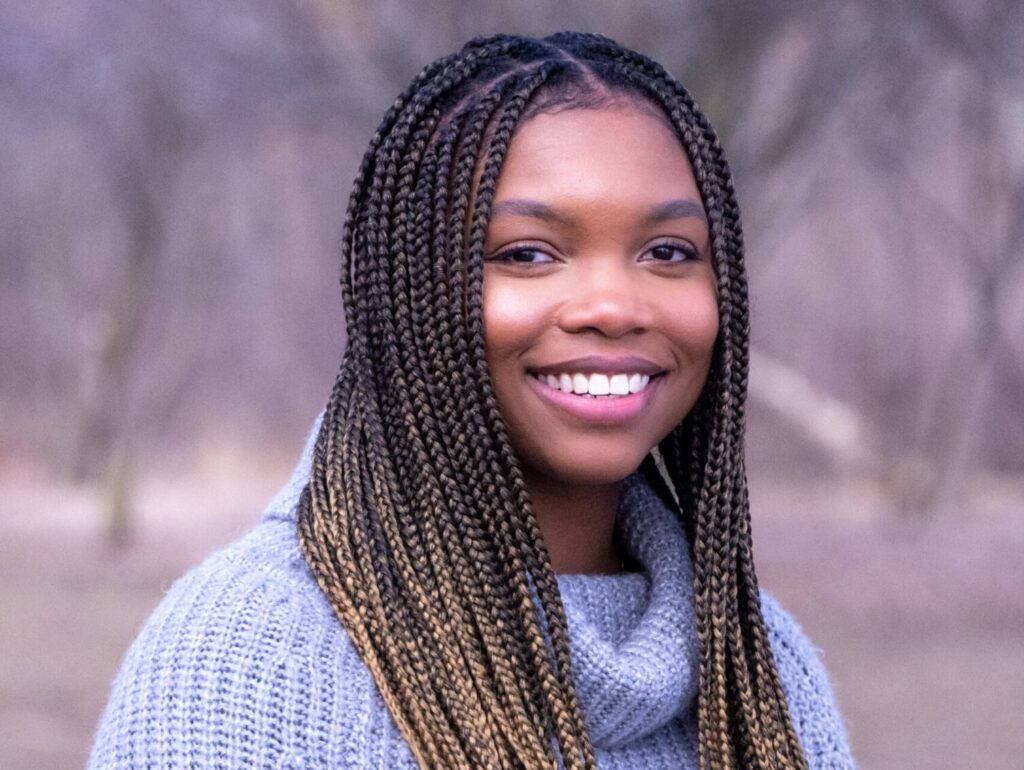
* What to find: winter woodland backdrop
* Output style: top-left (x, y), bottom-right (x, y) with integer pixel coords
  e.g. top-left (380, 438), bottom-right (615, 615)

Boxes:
top-left (1, 1), bottom-right (1022, 768)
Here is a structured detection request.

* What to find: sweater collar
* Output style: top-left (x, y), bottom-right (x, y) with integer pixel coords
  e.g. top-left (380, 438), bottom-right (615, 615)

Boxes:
top-left (263, 413), bottom-right (322, 524)
top-left (265, 417), bottom-right (699, 746)
top-left (556, 471), bottom-right (699, 748)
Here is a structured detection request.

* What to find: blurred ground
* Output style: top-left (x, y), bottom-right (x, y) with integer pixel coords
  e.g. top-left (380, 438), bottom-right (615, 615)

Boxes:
top-left (1, 454), bottom-right (1022, 770)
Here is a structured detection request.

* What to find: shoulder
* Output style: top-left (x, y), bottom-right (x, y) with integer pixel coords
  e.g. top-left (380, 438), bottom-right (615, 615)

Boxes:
top-left (108, 518), bottom-right (335, 669)
top-left (88, 518), bottom-right (382, 769)
top-left (760, 590), bottom-right (858, 770)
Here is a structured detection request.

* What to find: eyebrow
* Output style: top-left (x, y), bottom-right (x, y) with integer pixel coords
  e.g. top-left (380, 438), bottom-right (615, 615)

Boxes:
top-left (643, 199), bottom-right (707, 225)
top-left (489, 199), bottom-right (568, 224)
top-left (488, 197), bottom-right (707, 226)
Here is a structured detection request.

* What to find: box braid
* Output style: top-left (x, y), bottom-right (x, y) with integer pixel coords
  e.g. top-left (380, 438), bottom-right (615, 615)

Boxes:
top-left (296, 31), bottom-right (809, 770)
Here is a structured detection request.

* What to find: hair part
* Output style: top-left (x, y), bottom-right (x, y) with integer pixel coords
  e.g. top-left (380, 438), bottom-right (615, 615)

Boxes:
top-left (297, 31), bottom-right (809, 770)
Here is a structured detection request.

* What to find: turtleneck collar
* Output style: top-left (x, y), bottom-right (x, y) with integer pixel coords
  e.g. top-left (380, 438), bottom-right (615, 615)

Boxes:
top-left (263, 413), bottom-right (322, 525)
top-left (265, 416), bottom-right (700, 747)
top-left (556, 471), bottom-right (699, 748)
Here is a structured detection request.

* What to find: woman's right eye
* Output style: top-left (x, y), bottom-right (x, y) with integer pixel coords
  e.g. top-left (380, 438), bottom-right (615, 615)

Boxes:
top-left (485, 247), bottom-right (555, 264)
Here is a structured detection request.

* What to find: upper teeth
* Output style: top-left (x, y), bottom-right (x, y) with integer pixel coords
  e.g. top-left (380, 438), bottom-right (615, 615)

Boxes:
top-left (534, 372), bottom-right (652, 396)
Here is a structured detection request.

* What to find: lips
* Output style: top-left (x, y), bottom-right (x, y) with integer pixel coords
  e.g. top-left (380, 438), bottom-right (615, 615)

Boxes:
top-left (525, 369), bottom-right (664, 425)
top-left (528, 354), bottom-right (667, 377)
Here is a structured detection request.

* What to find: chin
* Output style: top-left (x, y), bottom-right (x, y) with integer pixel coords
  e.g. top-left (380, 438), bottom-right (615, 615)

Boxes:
top-left (532, 449), bottom-right (650, 488)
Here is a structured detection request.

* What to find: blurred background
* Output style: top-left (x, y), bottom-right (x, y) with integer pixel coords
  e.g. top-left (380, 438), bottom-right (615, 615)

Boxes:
top-left (1, 1), bottom-right (1022, 767)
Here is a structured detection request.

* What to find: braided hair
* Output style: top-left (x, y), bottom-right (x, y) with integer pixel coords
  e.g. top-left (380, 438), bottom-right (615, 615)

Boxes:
top-left (296, 31), bottom-right (809, 770)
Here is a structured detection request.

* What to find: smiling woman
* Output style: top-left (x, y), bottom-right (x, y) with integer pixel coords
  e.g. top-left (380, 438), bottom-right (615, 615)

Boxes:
top-left (482, 108), bottom-right (719, 575)
top-left (89, 32), bottom-right (856, 770)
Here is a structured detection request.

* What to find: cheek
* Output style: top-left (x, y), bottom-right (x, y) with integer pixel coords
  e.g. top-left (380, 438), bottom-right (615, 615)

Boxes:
top-left (482, 277), bottom-right (547, 364)
top-left (481, 282), bottom-right (516, 356)
top-left (668, 286), bottom-right (720, 362)
top-left (481, 279), bottom-right (542, 447)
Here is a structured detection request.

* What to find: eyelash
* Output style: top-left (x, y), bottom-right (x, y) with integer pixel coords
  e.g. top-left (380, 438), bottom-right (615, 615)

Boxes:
top-left (485, 241), bottom-right (700, 265)
top-left (485, 247), bottom-right (553, 264)
top-left (646, 242), bottom-right (700, 263)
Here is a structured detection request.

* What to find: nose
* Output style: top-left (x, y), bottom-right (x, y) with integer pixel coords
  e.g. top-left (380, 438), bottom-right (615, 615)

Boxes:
top-left (556, 259), bottom-right (655, 338)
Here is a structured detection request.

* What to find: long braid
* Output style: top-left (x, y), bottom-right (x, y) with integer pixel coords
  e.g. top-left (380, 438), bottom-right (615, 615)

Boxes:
top-left (408, 105), bottom-right (549, 766)
top-left (298, 31), bottom-right (809, 770)
top-left (431, 79), bottom-right (564, 765)
top-left (458, 62), bottom-right (597, 770)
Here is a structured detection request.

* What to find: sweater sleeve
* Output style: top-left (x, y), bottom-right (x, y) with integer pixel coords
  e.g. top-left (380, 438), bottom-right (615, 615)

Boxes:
top-left (761, 591), bottom-right (857, 770)
top-left (87, 523), bottom-right (340, 770)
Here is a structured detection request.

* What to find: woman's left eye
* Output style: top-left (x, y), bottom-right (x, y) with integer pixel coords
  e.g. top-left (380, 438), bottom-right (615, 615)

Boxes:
top-left (645, 242), bottom-right (699, 263)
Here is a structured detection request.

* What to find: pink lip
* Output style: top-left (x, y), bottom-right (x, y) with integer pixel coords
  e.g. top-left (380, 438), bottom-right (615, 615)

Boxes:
top-left (529, 355), bottom-right (665, 377)
top-left (526, 373), bottom-right (662, 426)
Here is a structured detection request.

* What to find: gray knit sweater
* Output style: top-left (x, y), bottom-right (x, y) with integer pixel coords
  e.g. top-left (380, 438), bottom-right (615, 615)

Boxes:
top-left (89, 421), bottom-right (856, 769)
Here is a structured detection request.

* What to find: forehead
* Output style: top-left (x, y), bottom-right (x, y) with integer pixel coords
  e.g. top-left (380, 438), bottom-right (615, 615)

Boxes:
top-left (493, 107), bottom-right (701, 205)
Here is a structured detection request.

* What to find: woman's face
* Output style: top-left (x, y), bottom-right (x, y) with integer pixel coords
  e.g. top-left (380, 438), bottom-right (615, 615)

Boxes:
top-left (482, 105), bottom-right (719, 489)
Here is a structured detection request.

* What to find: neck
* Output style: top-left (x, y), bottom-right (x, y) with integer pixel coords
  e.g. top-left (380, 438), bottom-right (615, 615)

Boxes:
top-left (523, 471), bottom-right (623, 575)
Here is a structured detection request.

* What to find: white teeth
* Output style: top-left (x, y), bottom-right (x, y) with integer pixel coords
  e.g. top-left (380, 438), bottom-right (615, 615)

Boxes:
top-left (609, 374), bottom-right (629, 395)
top-left (535, 371), bottom-right (656, 397)
top-left (588, 373), bottom-right (610, 395)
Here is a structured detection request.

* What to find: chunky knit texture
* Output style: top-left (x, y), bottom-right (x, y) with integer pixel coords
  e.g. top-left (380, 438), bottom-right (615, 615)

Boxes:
top-left (89, 421), bottom-right (856, 769)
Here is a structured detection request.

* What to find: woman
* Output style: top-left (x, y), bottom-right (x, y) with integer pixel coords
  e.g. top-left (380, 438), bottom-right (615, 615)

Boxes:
top-left (89, 32), bottom-right (855, 769)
